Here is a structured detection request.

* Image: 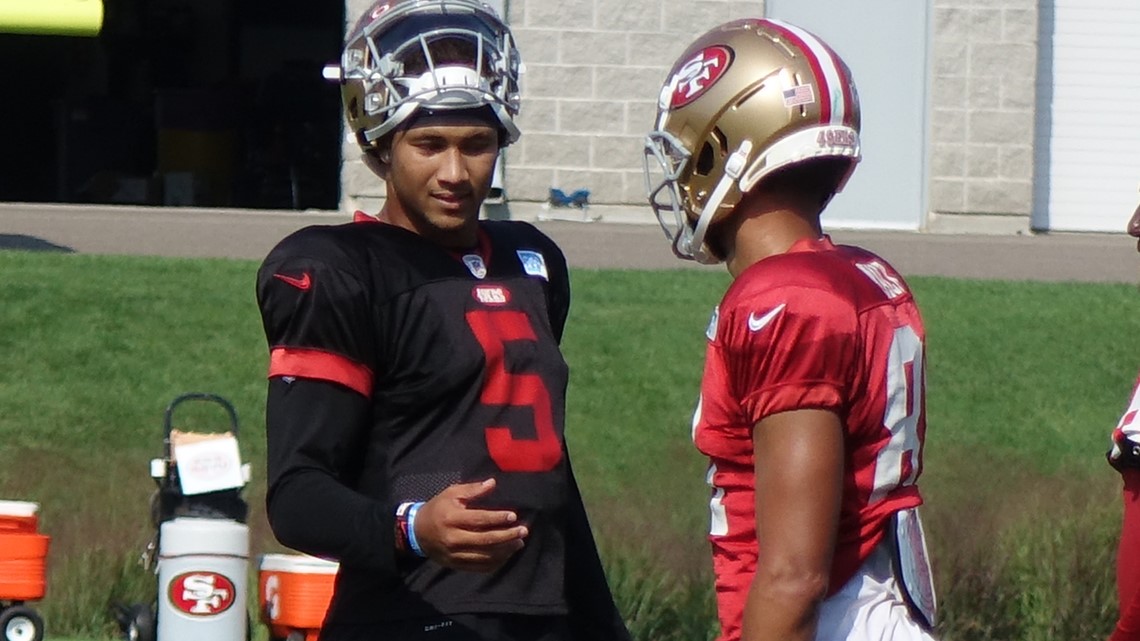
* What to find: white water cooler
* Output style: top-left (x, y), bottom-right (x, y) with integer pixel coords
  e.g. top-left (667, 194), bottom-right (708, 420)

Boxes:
top-left (156, 516), bottom-right (249, 640)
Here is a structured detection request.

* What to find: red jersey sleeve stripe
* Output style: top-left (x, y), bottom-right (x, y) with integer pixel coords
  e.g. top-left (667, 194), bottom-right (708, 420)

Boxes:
top-left (269, 347), bottom-right (373, 397)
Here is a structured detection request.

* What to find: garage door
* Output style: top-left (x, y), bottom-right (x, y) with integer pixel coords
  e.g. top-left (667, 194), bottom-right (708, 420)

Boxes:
top-left (1034, 1), bottom-right (1140, 232)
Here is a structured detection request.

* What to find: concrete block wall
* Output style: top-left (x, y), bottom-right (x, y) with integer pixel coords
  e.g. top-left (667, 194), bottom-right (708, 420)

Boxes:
top-left (338, 0), bottom-right (1045, 233)
top-left (929, 0), bottom-right (1038, 228)
top-left (506, 0), bottom-right (766, 209)
top-left (338, 0), bottom-right (766, 216)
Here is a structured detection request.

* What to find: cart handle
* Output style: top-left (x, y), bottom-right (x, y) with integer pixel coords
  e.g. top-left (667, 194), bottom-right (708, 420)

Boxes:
top-left (163, 392), bottom-right (240, 438)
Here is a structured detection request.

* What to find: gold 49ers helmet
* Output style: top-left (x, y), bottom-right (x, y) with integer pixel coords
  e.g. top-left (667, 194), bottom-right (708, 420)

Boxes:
top-left (337, 0), bottom-right (523, 152)
top-left (644, 18), bottom-right (861, 263)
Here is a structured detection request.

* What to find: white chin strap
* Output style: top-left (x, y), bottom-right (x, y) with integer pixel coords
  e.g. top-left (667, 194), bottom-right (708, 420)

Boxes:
top-left (680, 140), bottom-right (753, 264)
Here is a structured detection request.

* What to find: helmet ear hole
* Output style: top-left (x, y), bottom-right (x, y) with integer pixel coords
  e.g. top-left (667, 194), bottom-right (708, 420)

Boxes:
top-left (694, 127), bottom-right (728, 176)
top-left (695, 142), bottom-right (716, 176)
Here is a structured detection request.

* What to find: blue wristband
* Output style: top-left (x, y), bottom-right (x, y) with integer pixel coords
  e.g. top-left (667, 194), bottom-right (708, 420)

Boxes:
top-left (406, 501), bottom-right (426, 558)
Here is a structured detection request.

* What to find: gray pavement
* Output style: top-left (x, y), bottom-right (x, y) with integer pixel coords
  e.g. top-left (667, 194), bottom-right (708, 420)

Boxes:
top-left (0, 202), bottom-right (1136, 284)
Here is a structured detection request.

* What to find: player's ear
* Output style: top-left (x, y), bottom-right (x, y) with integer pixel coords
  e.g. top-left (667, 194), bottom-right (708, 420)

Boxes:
top-left (362, 145), bottom-right (390, 179)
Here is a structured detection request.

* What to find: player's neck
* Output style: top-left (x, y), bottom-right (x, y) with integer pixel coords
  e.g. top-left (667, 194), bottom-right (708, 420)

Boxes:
top-left (378, 201), bottom-right (479, 250)
top-left (723, 205), bottom-right (822, 278)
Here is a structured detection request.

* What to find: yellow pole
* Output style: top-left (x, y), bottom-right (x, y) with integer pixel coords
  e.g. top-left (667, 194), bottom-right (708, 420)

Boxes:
top-left (0, 0), bottom-right (104, 37)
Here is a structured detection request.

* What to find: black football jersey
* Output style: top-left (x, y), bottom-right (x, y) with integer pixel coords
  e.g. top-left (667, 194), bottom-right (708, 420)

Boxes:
top-left (256, 218), bottom-right (594, 630)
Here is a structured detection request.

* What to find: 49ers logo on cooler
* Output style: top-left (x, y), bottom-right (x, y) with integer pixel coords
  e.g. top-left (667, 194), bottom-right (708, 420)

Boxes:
top-left (168, 571), bottom-right (236, 616)
top-left (666, 46), bottom-right (733, 109)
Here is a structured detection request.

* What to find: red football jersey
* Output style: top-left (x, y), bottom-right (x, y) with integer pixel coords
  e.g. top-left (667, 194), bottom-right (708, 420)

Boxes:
top-left (693, 236), bottom-right (926, 641)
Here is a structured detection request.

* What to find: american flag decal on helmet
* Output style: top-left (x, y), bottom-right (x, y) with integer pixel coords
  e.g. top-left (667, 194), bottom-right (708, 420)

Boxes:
top-left (765, 19), bottom-right (855, 127)
top-left (782, 84), bottom-right (816, 108)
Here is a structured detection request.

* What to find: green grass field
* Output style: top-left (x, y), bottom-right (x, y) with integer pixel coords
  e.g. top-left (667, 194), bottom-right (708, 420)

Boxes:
top-left (0, 250), bottom-right (1138, 640)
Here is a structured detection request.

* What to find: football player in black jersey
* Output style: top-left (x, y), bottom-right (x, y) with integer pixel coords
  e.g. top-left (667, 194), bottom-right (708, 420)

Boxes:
top-left (254, 2), bottom-right (630, 640)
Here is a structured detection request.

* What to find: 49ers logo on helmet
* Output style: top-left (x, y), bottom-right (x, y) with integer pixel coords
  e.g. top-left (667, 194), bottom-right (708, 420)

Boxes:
top-left (168, 571), bottom-right (236, 616)
top-left (369, 2), bottom-right (392, 20)
top-left (667, 46), bottom-right (733, 109)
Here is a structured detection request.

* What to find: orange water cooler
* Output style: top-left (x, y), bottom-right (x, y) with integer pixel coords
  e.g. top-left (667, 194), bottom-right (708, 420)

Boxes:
top-left (258, 553), bottom-right (339, 641)
top-left (0, 499), bottom-right (50, 641)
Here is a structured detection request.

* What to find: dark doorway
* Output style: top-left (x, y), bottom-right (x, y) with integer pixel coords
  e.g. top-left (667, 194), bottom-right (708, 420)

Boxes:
top-left (0, 0), bottom-right (344, 210)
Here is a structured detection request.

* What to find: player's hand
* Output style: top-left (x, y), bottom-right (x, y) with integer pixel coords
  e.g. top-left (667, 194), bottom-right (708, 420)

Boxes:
top-left (413, 478), bottom-right (528, 573)
top-left (1110, 433), bottom-right (1140, 473)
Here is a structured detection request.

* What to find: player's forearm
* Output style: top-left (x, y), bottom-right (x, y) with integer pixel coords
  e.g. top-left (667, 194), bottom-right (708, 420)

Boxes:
top-left (741, 575), bottom-right (826, 641)
top-left (268, 469), bottom-right (396, 572)
top-left (265, 377), bottom-right (397, 572)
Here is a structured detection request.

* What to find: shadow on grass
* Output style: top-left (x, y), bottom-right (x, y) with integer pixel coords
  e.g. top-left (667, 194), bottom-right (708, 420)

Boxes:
top-left (0, 234), bottom-right (75, 253)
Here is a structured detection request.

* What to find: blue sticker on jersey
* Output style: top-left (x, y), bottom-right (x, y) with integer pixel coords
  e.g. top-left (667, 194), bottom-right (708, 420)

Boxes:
top-left (517, 250), bottom-right (549, 280)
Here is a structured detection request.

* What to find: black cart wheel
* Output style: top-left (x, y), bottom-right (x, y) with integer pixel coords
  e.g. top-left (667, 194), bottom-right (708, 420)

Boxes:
top-left (122, 604), bottom-right (155, 641)
top-left (0, 606), bottom-right (44, 641)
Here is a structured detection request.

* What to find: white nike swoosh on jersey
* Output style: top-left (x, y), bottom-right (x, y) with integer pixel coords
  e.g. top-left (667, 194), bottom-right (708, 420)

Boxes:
top-left (747, 303), bottom-right (786, 332)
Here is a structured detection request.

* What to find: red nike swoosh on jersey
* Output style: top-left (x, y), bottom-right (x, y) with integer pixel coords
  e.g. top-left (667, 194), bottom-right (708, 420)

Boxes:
top-left (273, 272), bottom-right (311, 291)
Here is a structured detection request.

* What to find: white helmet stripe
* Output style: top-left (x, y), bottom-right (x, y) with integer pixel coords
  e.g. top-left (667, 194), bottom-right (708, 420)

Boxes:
top-left (765, 19), bottom-right (849, 126)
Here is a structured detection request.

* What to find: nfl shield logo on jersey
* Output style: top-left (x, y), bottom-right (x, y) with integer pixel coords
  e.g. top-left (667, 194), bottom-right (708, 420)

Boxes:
top-left (463, 254), bottom-right (488, 279)
top-left (516, 250), bottom-right (548, 280)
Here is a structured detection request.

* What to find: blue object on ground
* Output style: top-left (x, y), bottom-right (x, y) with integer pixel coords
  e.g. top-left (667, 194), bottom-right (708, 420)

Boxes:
top-left (548, 188), bottom-right (590, 208)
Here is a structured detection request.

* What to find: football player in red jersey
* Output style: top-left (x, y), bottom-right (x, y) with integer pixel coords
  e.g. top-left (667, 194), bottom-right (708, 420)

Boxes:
top-left (644, 19), bottom-right (937, 641)
top-left (255, 2), bottom-right (629, 640)
top-left (1106, 201), bottom-right (1140, 641)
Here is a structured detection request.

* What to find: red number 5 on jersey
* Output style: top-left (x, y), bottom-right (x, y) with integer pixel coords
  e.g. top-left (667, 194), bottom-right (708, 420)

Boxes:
top-left (466, 310), bottom-right (564, 473)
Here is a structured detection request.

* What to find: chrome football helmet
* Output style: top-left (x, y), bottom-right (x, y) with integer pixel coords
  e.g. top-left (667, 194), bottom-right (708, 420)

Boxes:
top-left (338, 0), bottom-right (523, 151)
top-left (644, 18), bottom-right (861, 263)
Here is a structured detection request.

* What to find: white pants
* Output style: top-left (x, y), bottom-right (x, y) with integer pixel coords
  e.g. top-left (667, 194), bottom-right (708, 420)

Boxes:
top-left (815, 542), bottom-right (938, 641)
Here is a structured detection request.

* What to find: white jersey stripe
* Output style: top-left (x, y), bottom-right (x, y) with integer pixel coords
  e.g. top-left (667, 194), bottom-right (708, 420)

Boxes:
top-left (766, 19), bottom-right (848, 126)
